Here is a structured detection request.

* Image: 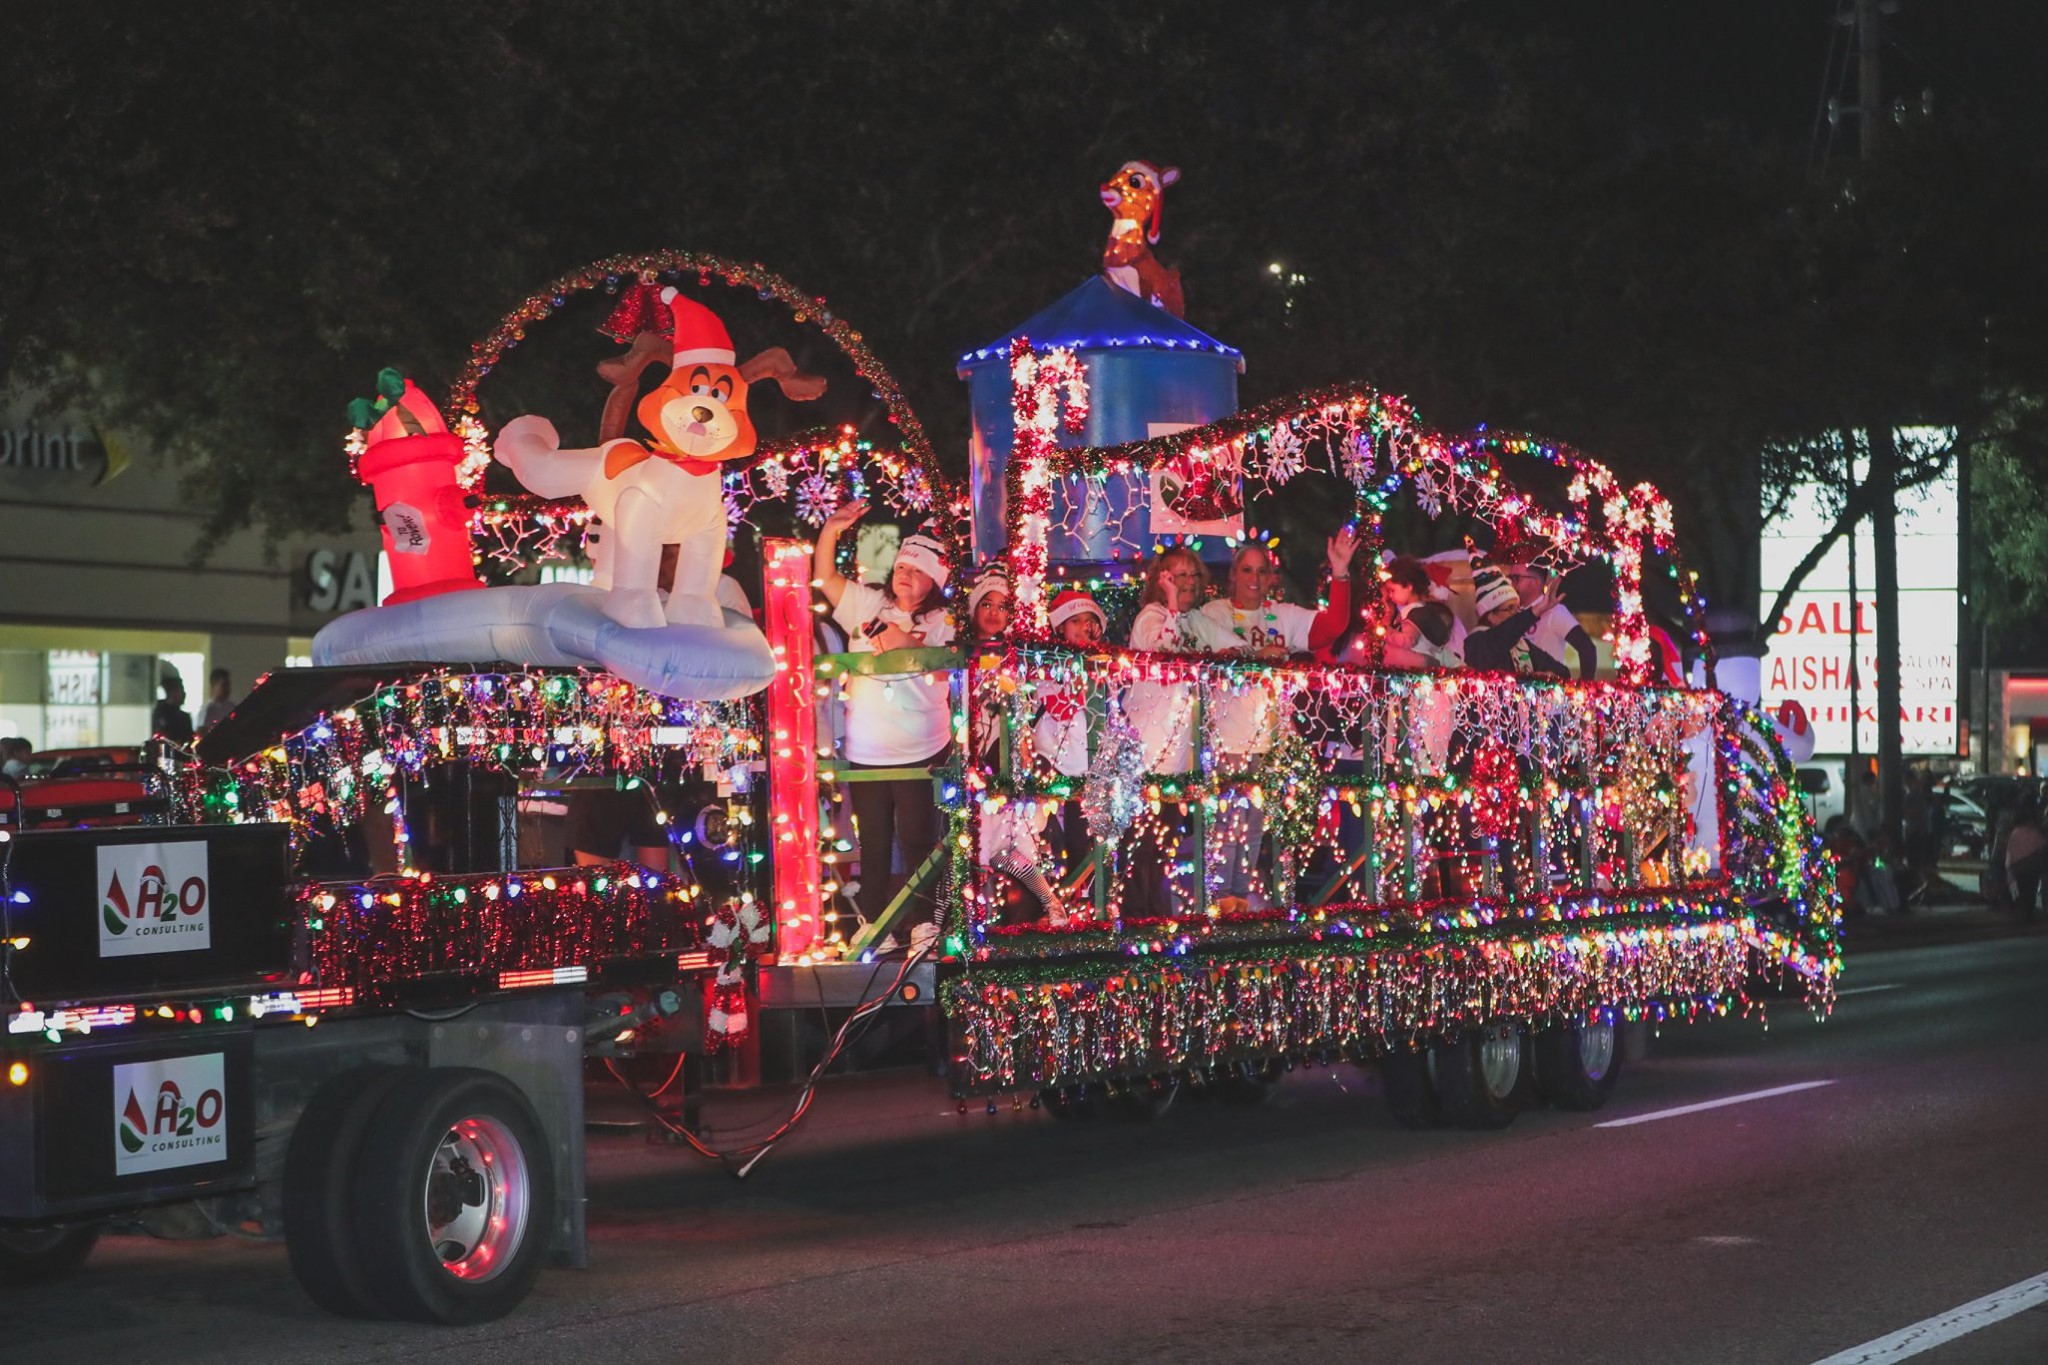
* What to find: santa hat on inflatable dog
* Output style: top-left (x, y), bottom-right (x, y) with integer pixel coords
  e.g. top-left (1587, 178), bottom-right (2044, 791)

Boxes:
top-left (659, 287), bottom-right (738, 367)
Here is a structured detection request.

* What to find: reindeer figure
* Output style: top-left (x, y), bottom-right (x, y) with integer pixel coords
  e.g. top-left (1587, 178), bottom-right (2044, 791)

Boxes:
top-left (1100, 159), bottom-right (1185, 317)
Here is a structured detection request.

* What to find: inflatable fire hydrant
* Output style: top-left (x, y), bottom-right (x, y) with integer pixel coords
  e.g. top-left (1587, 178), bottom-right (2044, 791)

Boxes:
top-left (347, 369), bottom-right (483, 605)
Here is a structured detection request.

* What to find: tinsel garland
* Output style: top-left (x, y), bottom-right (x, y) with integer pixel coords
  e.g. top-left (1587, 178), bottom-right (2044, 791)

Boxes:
top-left (1081, 693), bottom-right (1146, 844)
top-left (948, 919), bottom-right (1802, 1090)
top-left (955, 646), bottom-right (1837, 975)
top-left (1254, 715), bottom-right (1323, 892)
top-left (302, 862), bottom-right (699, 998)
top-left (447, 250), bottom-right (935, 470)
top-left (976, 889), bottom-right (1751, 960)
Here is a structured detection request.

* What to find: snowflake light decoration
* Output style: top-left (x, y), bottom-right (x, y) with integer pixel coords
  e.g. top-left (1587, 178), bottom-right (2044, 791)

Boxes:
top-left (795, 473), bottom-right (842, 525)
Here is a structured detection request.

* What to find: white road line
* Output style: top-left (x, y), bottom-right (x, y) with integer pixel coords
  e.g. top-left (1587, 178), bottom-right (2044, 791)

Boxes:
top-left (1809, 1270), bottom-right (2048, 1364)
top-left (1837, 983), bottom-right (1903, 996)
top-left (1594, 1080), bottom-right (1836, 1128)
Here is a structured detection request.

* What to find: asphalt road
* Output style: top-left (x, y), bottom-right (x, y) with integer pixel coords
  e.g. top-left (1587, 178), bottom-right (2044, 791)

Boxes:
top-left (8, 929), bottom-right (2048, 1364)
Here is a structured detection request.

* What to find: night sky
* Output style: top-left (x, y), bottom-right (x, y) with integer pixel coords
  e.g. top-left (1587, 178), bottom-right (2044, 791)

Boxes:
top-left (1472, 0), bottom-right (2048, 148)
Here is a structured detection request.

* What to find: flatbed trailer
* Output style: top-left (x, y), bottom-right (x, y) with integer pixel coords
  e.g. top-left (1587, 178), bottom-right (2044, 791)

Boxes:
top-left (0, 247), bottom-right (1839, 1323)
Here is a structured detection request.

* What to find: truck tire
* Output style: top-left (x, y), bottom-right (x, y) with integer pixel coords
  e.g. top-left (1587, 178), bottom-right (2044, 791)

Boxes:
top-left (1113, 1074), bottom-right (1179, 1121)
top-left (284, 1064), bottom-right (407, 1317)
top-left (1532, 1022), bottom-right (1621, 1110)
top-left (0, 1223), bottom-right (98, 1285)
top-left (1214, 1059), bottom-right (1280, 1106)
top-left (1039, 1085), bottom-right (1097, 1119)
top-left (349, 1068), bottom-right (555, 1324)
top-left (1430, 1023), bottom-right (1524, 1130)
top-left (1379, 1047), bottom-right (1443, 1129)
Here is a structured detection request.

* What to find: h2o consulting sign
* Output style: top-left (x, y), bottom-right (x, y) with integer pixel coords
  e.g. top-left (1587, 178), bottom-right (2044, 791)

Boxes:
top-left (97, 841), bottom-right (211, 956)
top-left (113, 1053), bottom-right (228, 1175)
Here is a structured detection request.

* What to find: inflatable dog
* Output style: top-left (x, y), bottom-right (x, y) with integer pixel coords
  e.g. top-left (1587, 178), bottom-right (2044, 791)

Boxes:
top-left (496, 288), bottom-right (824, 630)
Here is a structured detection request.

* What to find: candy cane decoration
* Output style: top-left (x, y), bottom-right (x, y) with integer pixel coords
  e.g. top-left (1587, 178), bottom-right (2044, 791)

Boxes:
top-left (1005, 338), bottom-right (1089, 635)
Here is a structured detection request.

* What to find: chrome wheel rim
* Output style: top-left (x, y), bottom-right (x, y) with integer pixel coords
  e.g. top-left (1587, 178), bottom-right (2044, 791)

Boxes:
top-left (1577, 1023), bottom-right (1616, 1081)
top-left (1479, 1024), bottom-right (1520, 1100)
top-left (421, 1115), bottom-right (531, 1283)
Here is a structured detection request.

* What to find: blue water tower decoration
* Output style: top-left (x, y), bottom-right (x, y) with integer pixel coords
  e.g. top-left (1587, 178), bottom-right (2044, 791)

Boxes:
top-left (957, 275), bottom-right (1242, 566)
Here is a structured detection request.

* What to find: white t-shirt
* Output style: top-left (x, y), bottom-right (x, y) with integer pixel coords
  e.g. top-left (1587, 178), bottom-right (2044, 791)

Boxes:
top-left (1189, 599), bottom-right (1318, 757)
top-left (1125, 601), bottom-right (1201, 773)
top-left (1525, 603), bottom-right (1589, 675)
top-left (831, 583), bottom-right (956, 766)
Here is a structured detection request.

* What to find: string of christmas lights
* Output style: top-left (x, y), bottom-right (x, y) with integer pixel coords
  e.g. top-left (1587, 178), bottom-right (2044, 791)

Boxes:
top-left (225, 670), bottom-right (758, 859)
top-left (947, 919), bottom-right (1799, 1091)
top-left (446, 250), bottom-right (936, 470)
top-left (951, 646), bottom-right (1835, 990)
top-left (1007, 386), bottom-right (1712, 686)
top-left (301, 862), bottom-right (702, 999)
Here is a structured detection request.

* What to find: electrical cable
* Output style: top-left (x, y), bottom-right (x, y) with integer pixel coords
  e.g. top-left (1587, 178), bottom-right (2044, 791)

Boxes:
top-left (404, 1001), bottom-right (484, 1022)
top-left (603, 939), bottom-right (934, 1177)
top-left (603, 1049), bottom-right (687, 1103)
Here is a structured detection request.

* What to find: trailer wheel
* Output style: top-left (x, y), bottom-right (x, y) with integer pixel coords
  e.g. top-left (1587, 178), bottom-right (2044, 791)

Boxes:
top-left (0, 1223), bottom-right (98, 1285)
top-left (349, 1068), bottom-right (555, 1325)
top-left (1214, 1059), bottom-right (1280, 1106)
top-left (1532, 1022), bottom-right (1621, 1110)
top-left (1113, 1075), bottom-right (1179, 1121)
top-left (1039, 1085), bottom-right (1096, 1119)
top-left (284, 1064), bottom-right (407, 1317)
top-left (1379, 1047), bottom-right (1443, 1129)
top-left (1430, 1023), bottom-right (1524, 1130)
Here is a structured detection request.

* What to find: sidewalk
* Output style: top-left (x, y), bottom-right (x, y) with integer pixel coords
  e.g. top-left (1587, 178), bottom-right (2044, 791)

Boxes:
top-left (1843, 864), bottom-right (2045, 953)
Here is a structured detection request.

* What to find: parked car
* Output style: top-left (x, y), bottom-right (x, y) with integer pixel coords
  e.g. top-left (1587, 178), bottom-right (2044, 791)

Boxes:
top-left (0, 745), bottom-right (162, 831)
top-left (1796, 760), bottom-right (1846, 829)
top-left (1937, 787), bottom-right (1988, 861)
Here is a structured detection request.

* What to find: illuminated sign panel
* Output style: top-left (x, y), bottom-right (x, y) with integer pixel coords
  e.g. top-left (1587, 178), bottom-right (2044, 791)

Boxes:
top-left (1759, 433), bottom-right (1957, 755)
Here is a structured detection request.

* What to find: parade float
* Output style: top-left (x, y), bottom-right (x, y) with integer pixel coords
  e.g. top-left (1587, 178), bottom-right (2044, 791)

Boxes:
top-left (0, 167), bottom-right (1838, 1320)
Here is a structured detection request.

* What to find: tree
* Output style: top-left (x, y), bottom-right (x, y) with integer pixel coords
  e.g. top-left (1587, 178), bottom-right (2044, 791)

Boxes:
top-left (1751, 112), bottom-right (2048, 839)
top-left (0, 2), bottom-right (1793, 570)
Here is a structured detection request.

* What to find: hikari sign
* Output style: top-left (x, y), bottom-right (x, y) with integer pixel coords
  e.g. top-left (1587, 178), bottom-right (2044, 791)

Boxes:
top-left (1759, 432), bottom-right (1958, 755)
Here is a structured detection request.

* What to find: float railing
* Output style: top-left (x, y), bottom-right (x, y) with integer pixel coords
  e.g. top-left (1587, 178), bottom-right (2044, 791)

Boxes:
top-left (963, 642), bottom-right (1766, 951)
top-left (813, 646), bottom-right (963, 956)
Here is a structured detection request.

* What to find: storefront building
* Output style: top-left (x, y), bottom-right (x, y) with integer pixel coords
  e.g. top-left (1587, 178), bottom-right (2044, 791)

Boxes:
top-left (0, 401), bottom-right (379, 748)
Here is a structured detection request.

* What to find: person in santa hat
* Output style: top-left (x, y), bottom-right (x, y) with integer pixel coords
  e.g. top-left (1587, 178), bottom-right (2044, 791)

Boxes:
top-left (1183, 526), bottom-right (1361, 911)
top-left (813, 505), bottom-right (957, 953)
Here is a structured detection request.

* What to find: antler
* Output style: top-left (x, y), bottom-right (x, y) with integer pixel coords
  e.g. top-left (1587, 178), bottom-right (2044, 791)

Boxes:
top-left (739, 347), bottom-right (827, 401)
top-left (596, 331), bottom-right (672, 443)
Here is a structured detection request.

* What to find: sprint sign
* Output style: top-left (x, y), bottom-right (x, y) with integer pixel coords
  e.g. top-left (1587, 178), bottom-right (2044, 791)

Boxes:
top-left (97, 841), bottom-right (211, 956)
top-left (113, 1053), bottom-right (228, 1175)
